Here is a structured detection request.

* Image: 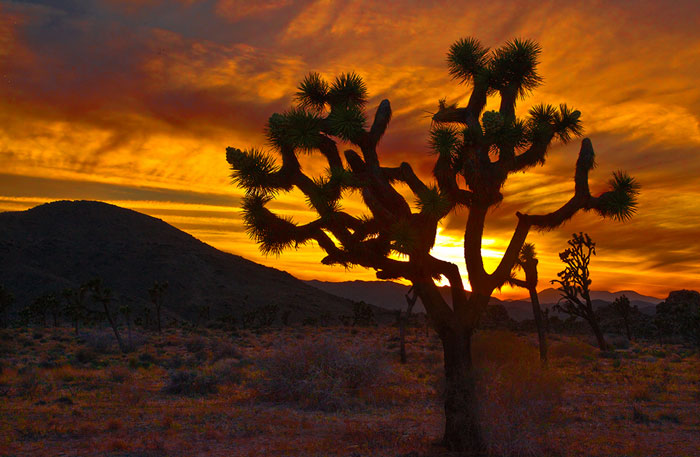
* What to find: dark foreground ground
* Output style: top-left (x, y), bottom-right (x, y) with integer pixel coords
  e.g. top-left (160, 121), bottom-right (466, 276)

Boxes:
top-left (1, 326), bottom-right (698, 457)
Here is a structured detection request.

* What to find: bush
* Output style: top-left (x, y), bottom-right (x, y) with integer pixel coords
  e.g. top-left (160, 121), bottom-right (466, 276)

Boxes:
top-left (210, 358), bottom-right (244, 385)
top-left (184, 336), bottom-right (207, 353)
top-left (478, 361), bottom-right (562, 457)
top-left (74, 347), bottom-right (98, 364)
top-left (254, 338), bottom-right (390, 411)
top-left (82, 331), bottom-right (115, 354)
top-left (549, 338), bottom-right (596, 360)
top-left (108, 366), bottom-right (132, 384)
top-left (163, 370), bottom-right (219, 396)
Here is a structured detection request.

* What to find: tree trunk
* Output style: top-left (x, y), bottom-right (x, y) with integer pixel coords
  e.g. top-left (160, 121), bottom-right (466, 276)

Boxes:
top-left (588, 314), bottom-right (608, 350)
top-left (528, 286), bottom-right (548, 365)
top-left (441, 330), bottom-right (484, 455)
top-left (624, 317), bottom-right (632, 341)
top-left (103, 302), bottom-right (127, 353)
top-left (399, 316), bottom-right (407, 364)
top-left (156, 304), bottom-right (162, 333)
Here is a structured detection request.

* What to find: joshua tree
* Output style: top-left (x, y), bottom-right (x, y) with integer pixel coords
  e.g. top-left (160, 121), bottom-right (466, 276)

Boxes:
top-left (0, 285), bottom-right (14, 328)
top-left (226, 37), bottom-right (639, 452)
top-left (88, 279), bottom-right (127, 353)
top-left (509, 243), bottom-right (548, 364)
top-left (612, 294), bottom-right (633, 340)
top-left (552, 232), bottom-right (610, 350)
top-left (63, 284), bottom-right (89, 335)
top-left (398, 287), bottom-right (419, 364)
top-left (148, 280), bottom-right (168, 333)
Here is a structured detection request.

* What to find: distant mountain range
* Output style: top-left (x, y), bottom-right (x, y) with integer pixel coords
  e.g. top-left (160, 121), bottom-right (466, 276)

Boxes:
top-left (307, 280), bottom-right (663, 321)
top-left (0, 201), bottom-right (356, 323)
top-left (0, 200), bottom-right (665, 325)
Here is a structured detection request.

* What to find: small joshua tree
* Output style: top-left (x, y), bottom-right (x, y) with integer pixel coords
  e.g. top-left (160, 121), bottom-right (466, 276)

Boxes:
top-left (509, 243), bottom-right (548, 364)
top-left (0, 285), bottom-right (14, 328)
top-left (552, 232), bottom-right (610, 350)
top-left (612, 294), bottom-right (633, 340)
top-left (88, 279), bottom-right (128, 353)
top-left (148, 280), bottom-right (168, 333)
top-left (63, 283), bottom-right (89, 335)
top-left (226, 37), bottom-right (639, 452)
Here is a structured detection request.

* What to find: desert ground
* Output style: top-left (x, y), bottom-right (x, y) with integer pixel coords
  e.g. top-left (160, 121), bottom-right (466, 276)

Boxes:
top-left (1, 325), bottom-right (698, 457)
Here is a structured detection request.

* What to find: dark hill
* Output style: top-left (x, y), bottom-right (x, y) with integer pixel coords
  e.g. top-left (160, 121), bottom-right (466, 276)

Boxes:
top-left (0, 200), bottom-right (354, 323)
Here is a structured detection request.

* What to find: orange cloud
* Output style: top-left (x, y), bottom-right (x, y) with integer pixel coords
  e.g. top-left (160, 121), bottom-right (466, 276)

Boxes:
top-left (1, 0), bottom-right (699, 299)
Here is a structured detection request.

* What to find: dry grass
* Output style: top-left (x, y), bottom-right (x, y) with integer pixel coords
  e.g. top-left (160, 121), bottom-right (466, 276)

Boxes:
top-left (0, 326), bottom-right (697, 457)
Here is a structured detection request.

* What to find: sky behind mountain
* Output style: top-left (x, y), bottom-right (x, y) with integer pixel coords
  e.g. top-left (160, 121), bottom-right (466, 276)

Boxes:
top-left (1, 0), bottom-right (699, 298)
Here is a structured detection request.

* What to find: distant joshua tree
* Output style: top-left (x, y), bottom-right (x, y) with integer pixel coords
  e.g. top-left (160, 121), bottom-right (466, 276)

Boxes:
top-left (88, 279), bottom-right (128, 353)
top-left (148, 280), bottom-right (168, 333)
top-left (0, 285), bottom-right (14, 328)
top-left (509, 243), bottom-right (548, 364)
top-left (612, 294), bottom-right (633, 340)
top-left (552, 233), bottom-right (610, 350)
top-left (226, 37), bottom-right (639, 452)
top-left (63, 283), bottom-right (89, 335)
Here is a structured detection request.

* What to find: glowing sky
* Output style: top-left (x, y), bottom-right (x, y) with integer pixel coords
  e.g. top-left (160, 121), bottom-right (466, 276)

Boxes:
top-left (1, 0), bottom-right (699, 299)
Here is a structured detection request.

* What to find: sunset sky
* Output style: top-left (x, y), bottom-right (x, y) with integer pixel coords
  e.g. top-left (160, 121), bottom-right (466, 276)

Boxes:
top-left (1, 0), bottom-right (699, 299)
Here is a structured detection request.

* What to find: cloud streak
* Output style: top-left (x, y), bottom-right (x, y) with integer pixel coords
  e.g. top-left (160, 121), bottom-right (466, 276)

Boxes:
top-left (1, 0), bottom-right (699, 297)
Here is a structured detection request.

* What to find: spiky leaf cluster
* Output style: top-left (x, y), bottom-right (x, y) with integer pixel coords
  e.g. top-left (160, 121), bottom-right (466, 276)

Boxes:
top-left (447, 37), bottom-right (489, 84)
top-left (596, 171), bottom-right (640, 221)
top-left (227, 147), bottom-right (280, 195)
top-left (489, 38), bottom-right (543, 97)
top-left (295, 72), bottom-right (329, 112)
top-left (242, 194), bottom-right (299, 255)
top-left (266, 108), bottom-right (322, 151)
top-left (328, 72), bottom-right (368, 107)
top-left (327, 103), bottom-right (366, 141)
top-left (416, 186), bottom-right (452, 218)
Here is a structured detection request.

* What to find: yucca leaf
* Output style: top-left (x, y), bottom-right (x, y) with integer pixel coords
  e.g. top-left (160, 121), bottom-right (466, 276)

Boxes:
top-left (241, 193), bottom-right (299, 255)
top-left (553, 104), bottom-right (583, 143)
top-left (596, 171), bottom-right (640, 222)
top-left (295, 72), bottom-right (329, 112)
top-left (227, 147), bottom-right (280, 195)
top-left (490, 38), bottom-right (543, 97)
top-left (447, 37), bottom-right (490, 84)
top-left (327, 103), bottom-right (366, 141)
top-left (416, 185), bottom-right (452, 218)
top-left (266, 107), bottom-right (323, 152)
top-left (327, 72), bottom-right (368, 107)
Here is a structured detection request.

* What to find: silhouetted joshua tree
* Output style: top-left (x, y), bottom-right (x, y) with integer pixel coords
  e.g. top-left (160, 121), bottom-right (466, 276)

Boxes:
top-left (63, 284), bottom-right (89, 335)
top-left (226, 37), bottom-right (639, 453)
top-left (148, 280), bottom-right (168, 333)
top-left (612, 294), bottom-right (633, 340)
top-left (552, 232), bottom-right (611, 350)
top-left (88, 279), bottom-right (128, 353)
top-left (509, 243), bottom-right (548, 364)
top-left (398, 286), bottom-right (419, 364)
top-left (0, 285), bottom-right (14, 328)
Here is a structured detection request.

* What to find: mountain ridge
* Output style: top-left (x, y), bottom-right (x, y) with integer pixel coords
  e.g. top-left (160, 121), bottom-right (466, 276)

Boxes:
top-left (0, 200), bottom-right (356, 323)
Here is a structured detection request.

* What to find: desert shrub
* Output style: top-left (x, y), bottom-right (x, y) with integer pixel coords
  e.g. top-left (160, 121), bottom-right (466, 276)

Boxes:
top-left (184, 335), bottom-right (207, 353)
top-left (472, 331), bottom-right (539, 367)
top-left (478, 361), bottom-right (563, 457)
top-left (210, 358), bottom-right (244, 385)
top-left (549, 338), bottom-right (596, 360)
top-left (74, 347), bottom-right (98, 364)
top-left (82, 331), bottom-right (116, 354)
top-left (163, 369), bottom-right (219, 396)
top-left (17, 367), bottom-right (45, 397)
top-left (108, 366), bottom-right (132, 383)
top-left (254, 338), bottom-right (390, 411)
top-left (210, 339), bottom-right (242, 362)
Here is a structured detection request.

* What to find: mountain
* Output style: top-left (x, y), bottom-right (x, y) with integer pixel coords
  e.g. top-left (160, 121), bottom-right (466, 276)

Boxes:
top-left (306, 279), bottom-right (537, 320)
top-left (0, 200), bottom-right (355, 323)
top-left (307, 280), bottom-right (663, 321)
top-left (530, 287), bottom-right (662, 306)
